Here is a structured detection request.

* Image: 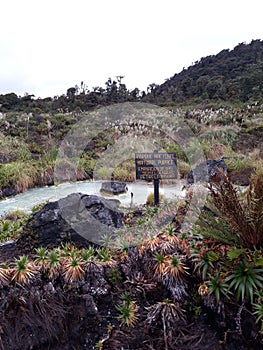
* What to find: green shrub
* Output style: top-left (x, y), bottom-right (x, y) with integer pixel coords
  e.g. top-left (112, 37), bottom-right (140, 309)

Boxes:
top-left (0, 210), bottom-right (28, 242)
top-left (191, 163), bottom-right (263, 309)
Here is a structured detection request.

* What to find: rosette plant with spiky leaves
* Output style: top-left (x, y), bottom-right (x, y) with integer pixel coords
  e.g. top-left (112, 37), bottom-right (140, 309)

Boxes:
top-left (97, 247), bottom-right (116, 267)
top-left (82, 247), bottom-right (95, 261)
top-left (207, 272), bottom-right (231, 302)
top-left (47, 250), bottom-right (61, 280)
top-left (225, 259), bottom-right (263, 303)
top-left (192, 248), bottom-right (222, 280)
top-left (153, 253), bottom-right (168, 282)
top-left (34, 247), bottom-right (48, 272)
top-left (11, 256), bottom-right (38, 285)
top-left (164, 255), bottom-right (189, 283)
top-left (62, 254), bottom-right (85, 284)
top-left (116, 293), bottom-right (139, 327)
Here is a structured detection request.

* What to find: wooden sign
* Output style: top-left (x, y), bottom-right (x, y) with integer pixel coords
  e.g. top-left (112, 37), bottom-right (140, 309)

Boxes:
top-left (135, 152), bottom-right (177, 181)
top-left (135, 151), bottom-right (177, 206)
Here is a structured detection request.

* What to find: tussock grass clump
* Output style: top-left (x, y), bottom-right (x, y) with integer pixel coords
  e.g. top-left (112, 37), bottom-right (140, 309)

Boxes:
top-left (0, 160), bottom-right (55, 195)
top-left (177, 160), bottom-right (191, 179)
top-left (224, 157), bottom-right (255, 173)
top-left (146, 192), bottom-right (164, 206)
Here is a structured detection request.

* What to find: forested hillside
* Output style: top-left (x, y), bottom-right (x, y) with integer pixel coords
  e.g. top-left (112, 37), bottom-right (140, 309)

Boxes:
top-left (0, 39), bottom-right (262, 113)
top-left (150, 39), bottom-right (263, 104)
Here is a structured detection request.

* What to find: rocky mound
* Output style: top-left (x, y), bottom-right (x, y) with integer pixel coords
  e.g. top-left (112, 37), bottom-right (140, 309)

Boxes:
top-left (17, 193), bottom-right (123, 251)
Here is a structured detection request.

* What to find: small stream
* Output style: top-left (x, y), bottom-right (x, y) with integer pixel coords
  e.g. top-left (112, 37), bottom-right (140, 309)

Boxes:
top-left (0, 180), bottom-right (186, 217)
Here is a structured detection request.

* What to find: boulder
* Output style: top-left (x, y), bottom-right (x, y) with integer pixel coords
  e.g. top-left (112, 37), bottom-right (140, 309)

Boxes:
top-left (18, 193), bottom-right (123, 250)
top-left (0, 186), bottom-right (17, 198)
top-left (100, 181), bottom-right (128, 195)
top-left (187, 159), bottom-right (227, 184)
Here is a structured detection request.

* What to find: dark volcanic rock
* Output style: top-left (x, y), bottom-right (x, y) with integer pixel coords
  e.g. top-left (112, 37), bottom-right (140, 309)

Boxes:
top-left (187, 159), bottom-right (227, 184)
top-left (0, 240), bottom-right (20, 264)
top-left (0, 186), bottom-right (17, 198)
top-left (19, 193), bottom-right (123, 250)
top-left (100, 181), bottom-right (128, 195)
top-left (229, 167), bottom-right (255, 186)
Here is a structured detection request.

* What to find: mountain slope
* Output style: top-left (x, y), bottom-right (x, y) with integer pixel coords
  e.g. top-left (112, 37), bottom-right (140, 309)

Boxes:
top-left (150, 39), bottom-right (263, 104)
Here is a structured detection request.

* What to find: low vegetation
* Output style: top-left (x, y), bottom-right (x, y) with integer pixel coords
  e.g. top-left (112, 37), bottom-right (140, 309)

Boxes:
top-left (191, 166), bottom-right (263, 332)
top-left (0, 165), bottom-right (262, 348)
top-left (0, 210), bottom-right (28, 242)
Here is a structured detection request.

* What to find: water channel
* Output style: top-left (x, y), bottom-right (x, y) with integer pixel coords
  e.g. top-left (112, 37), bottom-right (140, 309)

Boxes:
top-left (0, 180), bottom-right (186, 217)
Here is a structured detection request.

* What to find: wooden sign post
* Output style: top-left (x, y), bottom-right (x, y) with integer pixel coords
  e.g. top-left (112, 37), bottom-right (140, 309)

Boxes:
top-left (153, 178), bottom-right (160, 206)
top-left (135, 151), bottom-right (177, 206)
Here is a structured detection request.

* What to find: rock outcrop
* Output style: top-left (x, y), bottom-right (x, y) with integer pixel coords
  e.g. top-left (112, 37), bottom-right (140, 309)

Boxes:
top-left (187, 159), bottom-right (227, 184)
top-left (18, 193), bottom-right (123, 250)
top-left (0, 186), bottom-right (17, 198)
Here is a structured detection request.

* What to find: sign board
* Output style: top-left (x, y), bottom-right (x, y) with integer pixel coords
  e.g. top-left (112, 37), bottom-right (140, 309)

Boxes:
top-left (135, 152), bottom-right (177, 181)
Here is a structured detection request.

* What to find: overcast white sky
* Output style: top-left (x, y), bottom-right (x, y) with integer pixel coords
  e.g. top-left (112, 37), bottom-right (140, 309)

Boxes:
top-left (0, 0), bottom-right (262, 98)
